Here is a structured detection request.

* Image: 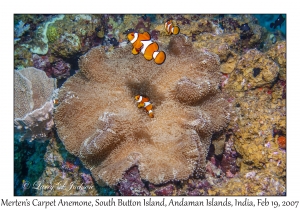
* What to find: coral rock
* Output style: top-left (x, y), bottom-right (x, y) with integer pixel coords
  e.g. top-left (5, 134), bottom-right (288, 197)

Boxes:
top-left (51, 32), bottom-right (81, 58)
top-left (229, 49), bottom-right (279, 91)
top-left (32, 54), bottom-right (53, 77)
top-left (14, 67), bottom-right (56, 142)
top-left (266, 41), bottom-right (286, 80)
top-left (52, 59), bottom-right (71, 79)
top-left (220, 138), bottom-right (239, 175)
top-left (54, 35), bottom-right (230, 187)
top-left (116, 166), bottom-right (149, 196)
top-left (154, 183), bottom-right (175, 196)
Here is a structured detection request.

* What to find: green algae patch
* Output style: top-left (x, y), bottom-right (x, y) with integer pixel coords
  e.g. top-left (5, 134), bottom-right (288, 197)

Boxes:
top-left (47, 26), bottom-right (60, 43)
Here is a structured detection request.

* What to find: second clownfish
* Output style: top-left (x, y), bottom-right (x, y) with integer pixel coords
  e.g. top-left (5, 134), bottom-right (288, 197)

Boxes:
top-left (165, 20), bottom-right (180, 35)
top-left (127, 32), bottom-right (166, 65)
top-left (135, 95), bottom-right (154, 118)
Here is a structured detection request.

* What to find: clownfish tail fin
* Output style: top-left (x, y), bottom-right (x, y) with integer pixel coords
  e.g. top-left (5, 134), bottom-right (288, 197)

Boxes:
top-left (173, 26), bottom-right (180, 35)
top-left (148, 110), bottom-right (154, 118)
top-left (154, 51), bottom-right (166, 65)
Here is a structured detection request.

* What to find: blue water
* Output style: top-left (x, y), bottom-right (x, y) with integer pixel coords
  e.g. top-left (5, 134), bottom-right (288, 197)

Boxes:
top-left (254, 14), bottom-right (286, 36)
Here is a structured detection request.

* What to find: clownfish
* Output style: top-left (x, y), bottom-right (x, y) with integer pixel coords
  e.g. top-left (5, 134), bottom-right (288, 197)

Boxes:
top-left (164, 20), bottom-right (180, 35)
top-left (135, 95), bottom-right (154, 118)
top-left (127, 32), bottom-right (166, 65)
top-left (53, 99), bottom-right (59, 106)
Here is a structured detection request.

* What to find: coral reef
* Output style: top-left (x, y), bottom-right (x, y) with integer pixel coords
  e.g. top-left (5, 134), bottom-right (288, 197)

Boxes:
top-left (153, 183), bottom-right (176, 196)
top-left (14, 20), bottom-right (30, 38)
top-left (14, 134), bottom-right (49, 196)
top-left (115, 166), bottom-right (150, 196)
top-left (32, 54), bottom-right (71, 79)
top-left (266, 41), bottom-right (286, 80)
top-left (32, 54), bottom-right (52, 76)
top-left (228, 49), bottom-right (279, 91)
top-left (51, 32), bottom-right (81, 58)
top-left (14, 46), bottom-right (34, 70)
top-left (277, 136), bottom-right (286, 149)
top-left (173, 16), bottom-right (223, 36)
top-left (35, 137), bottom-right (99, 196)
top-left (14, 67), bottom-right (57, 142)
top-left (47, 14), bottom-right (105, 57)
top-left (219, 137), bottom-right (239, 176)
top-left (210, 170), bottom-right (285, 196)
top-left (211, 82), bottom-right (286, 195)
top-left (22, 15), bottom-right (65, 55)
top-left (230, 88), bottom-right (286, 170)
top-left (46, 26), bottom-right (59, 43)
top-left (54, 34), bottom-right (230, 187)
top-left (192, 33), bottom-right (239, 74)
top-left (51, 59), bottom-right (71, 79)
top-left (13, 14), bottom-right (286, 196)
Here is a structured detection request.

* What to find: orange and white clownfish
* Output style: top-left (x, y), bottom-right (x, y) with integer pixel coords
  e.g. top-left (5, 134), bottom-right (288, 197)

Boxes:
top-left (164, 20), bottom-right (180, 35)
top-left (135, 95), bottom-right (154, 118)
top-left (127, 32), bottom-right (166, 65)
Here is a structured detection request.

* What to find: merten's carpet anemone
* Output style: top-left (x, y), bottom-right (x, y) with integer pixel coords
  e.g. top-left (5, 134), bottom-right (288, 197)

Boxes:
top-left (54, 35), bottom-right (230, 186)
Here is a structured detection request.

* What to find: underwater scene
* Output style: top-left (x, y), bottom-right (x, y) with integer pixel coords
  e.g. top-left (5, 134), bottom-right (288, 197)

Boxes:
top-left (14, 14), bottom-right (286, 196)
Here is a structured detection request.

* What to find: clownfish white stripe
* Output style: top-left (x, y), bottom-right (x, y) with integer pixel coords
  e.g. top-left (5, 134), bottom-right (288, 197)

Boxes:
top-left (140, 40), bottom-right (152, 54)
top-left (153, 51), bottom-right (159, 59)
top-left (137, 96), bottom-right (143, 102)
top-left (130, 33), bottom-right (138, 43)
top-left (148, 110), bottom-right (153, 113)
top-left (167, 23), bottom-right (171, 32)
top-left (144, 101), bottom-right (151, 107)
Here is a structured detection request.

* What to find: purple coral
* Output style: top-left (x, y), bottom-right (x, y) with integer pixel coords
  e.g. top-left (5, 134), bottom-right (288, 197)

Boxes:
top-left (32, 54), bottom-right (53, 77)
top-left (32, 54), bottom-right (71, 79)
top-left (154, 184), bottom-right (175, 196)
top-left (150, 30), bottom-right (160, 40)
top-left (186, 179), bottom-right (211, 196)
top-left (173, 15), bottom-right (190, 25)
top-left (52, 59), bottom-right (71, 79)
top-left (220, 138), bottom-right (239, 177)
top-left (116, 166), bottom-right (149, 196)
top-left (80, 173), bottom-right (93, 185)
top-left (135, 17), bottom-right (151, 32)
top-left (245, 171), bottom-right (256, 179)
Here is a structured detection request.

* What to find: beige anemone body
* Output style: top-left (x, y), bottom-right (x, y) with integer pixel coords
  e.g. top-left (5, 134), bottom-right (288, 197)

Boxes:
top-left (54, 35), bottom-right (230, 187)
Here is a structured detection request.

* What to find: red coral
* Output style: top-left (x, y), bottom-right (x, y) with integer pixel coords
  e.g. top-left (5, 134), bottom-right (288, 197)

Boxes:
top-left (62, 161), bottom-right (77, 172)
top-left (277, 136), bottom-right (286, 149)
